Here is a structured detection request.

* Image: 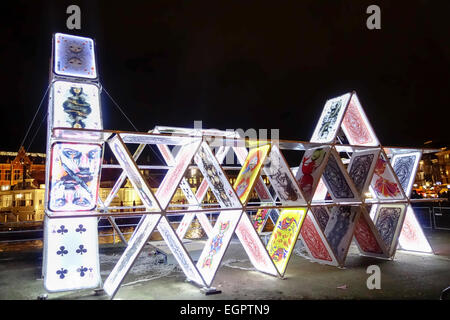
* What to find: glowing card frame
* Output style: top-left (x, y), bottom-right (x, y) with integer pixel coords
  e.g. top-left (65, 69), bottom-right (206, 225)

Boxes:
top-left (42, 34), bottom-right (437, 297)
top-left (53, 33), bottom-right (98, 79)
top-left (103, 134), bottom-right (204, 297)
top-left (43, 33), bottom-right (103, 293)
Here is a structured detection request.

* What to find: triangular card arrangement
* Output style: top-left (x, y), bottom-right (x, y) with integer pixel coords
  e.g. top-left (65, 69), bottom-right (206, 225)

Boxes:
top-left (103, 134), bottom-right (205, 297)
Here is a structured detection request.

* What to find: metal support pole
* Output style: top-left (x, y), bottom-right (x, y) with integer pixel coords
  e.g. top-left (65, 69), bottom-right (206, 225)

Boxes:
top-left (107, 216), bottom-right (128, 245)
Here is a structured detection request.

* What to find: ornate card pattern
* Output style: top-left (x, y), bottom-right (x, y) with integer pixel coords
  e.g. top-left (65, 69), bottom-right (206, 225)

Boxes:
top-left (266, 208), bottom-right (307, 274)
top-left (235, 214), bottom-right (278, 275)
top-left (322, 153), bottom-right (356, 201)
top-left (48, 142), bottom-right (102, 213)
top-left (311, 206), bottom-right (329, 231)
top-left (341, 94), bottom-right (378, 146)
top-left (374, 205), bottom-right (405, 252)
top-left (233, 144), bottom-right (271, 205)
top-left (194, 142), bottom-right (241, 208)
top-left (348, 149), bottom-right (379, 195)
top-left (196, 210), bottom-right (242, 286)
top-left (370, 154), bottom-right (403, 200)
top-left (253, 209), bottom-right (270, 233)
top-left (296, 147), bottom-right (330, 201)
top-left (300, 213), bottom-right (333, 262)
top-left (324, 206), bottom-right (358, 262)
top-left (265, 145), bottom-right (306, 205)
top-left (398, 206), bottom-right (432, 253)
top-left (51, 81), bottom-right (101, 131)
top-left (353, 213), bottom-right (384, 254)
top-left (391, 152), bottom-right (421, 197)
top-left (53, 33), bottom-right (97, 79)
top-left (310, 93), bottom-right (351, 143)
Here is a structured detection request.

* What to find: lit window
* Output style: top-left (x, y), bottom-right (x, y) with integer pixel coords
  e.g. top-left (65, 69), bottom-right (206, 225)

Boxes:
top-left (14, 170), bottom-right (20, 180)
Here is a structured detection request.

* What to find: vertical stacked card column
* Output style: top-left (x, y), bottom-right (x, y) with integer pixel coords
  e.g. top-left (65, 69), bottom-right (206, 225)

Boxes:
top-left (43, 33), bottom-right (103, 292)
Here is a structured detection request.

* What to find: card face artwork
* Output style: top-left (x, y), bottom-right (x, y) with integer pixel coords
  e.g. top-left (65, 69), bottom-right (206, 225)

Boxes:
top-left (235, 214), bottom-right (278, 276)
top-left (194, 142), bottom-right (241, 208)
top-left (196, 210), bottom-right (242, 286)
top-left (310, 93), bottom-right (351, 143)
top-left (300, 212), bottom-right (333, 262)
top-left (348, 149), bottom-right (379, 195)
top-left (341, 94), bottom-right (379, 146)
top-left (374, 205), bottom-right (405, 252)
top-left (296, 147), bottom-right (330, 201)
top-left (391, 152), bottom-right (421, 197)
top-left (43, 217), bottom-right (101, 292)
top-left (311, 206), bottom-right (329, 231)
top-left (233, 146), bottom-right (274, 202)
top-left (265, 145), bottom-right (306, 205)
top-left (233, 145), bottom-right (271, 205)
top-left (48, 142), bottom-right (102, 213)
top-left (53, 33), bottom-right (97, 79)
top-left (370, 154), bottom-right (403, 200)
top-left (51, 81), bottom-right (101, 131)
top-left (253, 209), bottom-right (270, 233)
top-left (398, 206), bottom-right (432, 253)
top-left (322, 152), bottom-right (356, 201)
top-left (353, 213), bottom-right (384, 254)
top-left (108, 136), bottom-right (159, 210)
top-left (269, 209), bottom-right (280, 224)
top-left (324, 206), bottom-right (359, 262)
top-left (266, 208), bottom-right (306, 274)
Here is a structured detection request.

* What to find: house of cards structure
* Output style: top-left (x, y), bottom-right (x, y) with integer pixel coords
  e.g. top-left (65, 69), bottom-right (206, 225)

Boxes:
top-left (42, 33), bottom-right (435, 298)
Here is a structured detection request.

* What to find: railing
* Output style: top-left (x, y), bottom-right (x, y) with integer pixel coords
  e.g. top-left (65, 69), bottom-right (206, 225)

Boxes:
top-left (0, 206), bottom-right (449, 246)
top-left (0, 212), bottom-right (222, 245)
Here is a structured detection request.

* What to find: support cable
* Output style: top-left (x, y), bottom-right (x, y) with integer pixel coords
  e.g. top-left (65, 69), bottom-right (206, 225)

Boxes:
top-left (19, 84), bottom-right (51, 150)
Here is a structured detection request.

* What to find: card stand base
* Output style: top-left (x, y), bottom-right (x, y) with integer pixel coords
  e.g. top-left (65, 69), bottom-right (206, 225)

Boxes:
top-left (200, 287), bottom-right (222, 295)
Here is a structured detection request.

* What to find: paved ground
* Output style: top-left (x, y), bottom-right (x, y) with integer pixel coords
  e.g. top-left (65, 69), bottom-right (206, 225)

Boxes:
top-left (0, 229), bottom-right (449, 300)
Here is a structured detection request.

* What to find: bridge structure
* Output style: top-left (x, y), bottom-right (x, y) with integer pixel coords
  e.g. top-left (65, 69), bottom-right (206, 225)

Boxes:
top-left (42, 33), bottom-right (437, 299)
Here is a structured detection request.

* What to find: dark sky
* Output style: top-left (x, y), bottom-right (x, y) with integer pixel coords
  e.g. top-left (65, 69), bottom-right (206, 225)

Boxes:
top-left (1, 0), bottom-right (449, 153)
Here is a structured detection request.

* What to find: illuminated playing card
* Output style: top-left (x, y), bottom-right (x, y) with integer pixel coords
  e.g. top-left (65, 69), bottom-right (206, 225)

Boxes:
top-left (310, 93), bottom-right (351, 143)
top-left (341, 93), bottom-right (379, 146)
top-left (48, 142), bottom-right (102, 213)
top-left (43, 216), bottom-right (101, 292)
top-left (264, 145), bottom-right (307, 206)
top-left (266, 208), bottom-right (307, 275)
top-left (296, 146), bottom-right (331, 202)
top-left (233, 144), bottom-right (271, 205)
top-left (391, 152), bottom-right (421, 197)
top-left (51, 81), bottom-right (102, 130)
top-left (53, 33), bottom-right (97, 79)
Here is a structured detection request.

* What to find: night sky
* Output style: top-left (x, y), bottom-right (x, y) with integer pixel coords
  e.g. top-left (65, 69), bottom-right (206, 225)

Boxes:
top-left (1, 0), bottom-right (449, 153)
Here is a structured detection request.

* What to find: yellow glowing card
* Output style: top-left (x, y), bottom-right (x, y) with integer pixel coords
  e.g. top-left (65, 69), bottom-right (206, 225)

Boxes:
top-left (233, 144), bottom-right (271, 205)
top-left (266, 208), bottom-right (307, 275)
